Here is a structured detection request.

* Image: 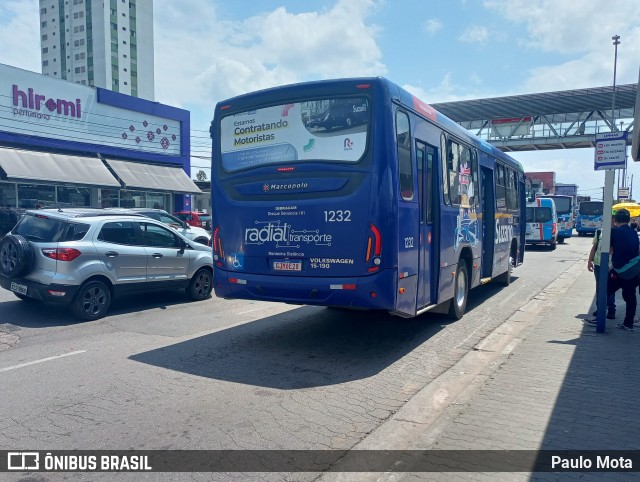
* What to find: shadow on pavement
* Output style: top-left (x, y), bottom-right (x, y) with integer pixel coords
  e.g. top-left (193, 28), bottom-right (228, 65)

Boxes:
top-left (536, 293), bottom-right (639, 454)
top-left (2, 289), bottom-right (198, 328)
top-left (129, 278), bottom-right (520, 389)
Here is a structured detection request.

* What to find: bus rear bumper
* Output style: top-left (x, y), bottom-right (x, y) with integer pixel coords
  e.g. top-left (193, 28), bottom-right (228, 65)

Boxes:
top-left (213, 268), bottom-right (396, 310)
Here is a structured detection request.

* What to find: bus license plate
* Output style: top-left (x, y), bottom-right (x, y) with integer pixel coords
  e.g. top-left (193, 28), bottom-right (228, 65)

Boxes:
top-left (273, 260), bottom-right (302, 271)
top-left (10, 282), bottom-right (27, 295)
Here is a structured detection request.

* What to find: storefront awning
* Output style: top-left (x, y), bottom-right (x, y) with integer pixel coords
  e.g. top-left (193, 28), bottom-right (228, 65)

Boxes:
top-left (0, 147), bottom-right (121, 187)
top-left (104, 159), bottom-right (202, 194)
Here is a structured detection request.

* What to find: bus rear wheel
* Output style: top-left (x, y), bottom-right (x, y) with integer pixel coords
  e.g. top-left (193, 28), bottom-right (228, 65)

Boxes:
top-left (448, 261), bottom-right (468, 320)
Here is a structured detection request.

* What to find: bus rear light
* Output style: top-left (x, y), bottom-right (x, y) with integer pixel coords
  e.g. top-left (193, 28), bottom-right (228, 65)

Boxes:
top-left (399, 272), bottom-right (409, 279)
top-left (356, 84), bottom-right (371, 89)
top-left (229, 278), bottom-right (247, 285)
top-left (370, 292), bottom-right (377, 298)
top-left (213, 226), bottom-right (224, 258)
top-left (330, 284), bottom-right (356, 290)
top-left (370, 224), bottom-right (382, 256)
top-left (220, 104), bottom-right (231, 110)
top-left (276, 167), bottom-right (296, 172)
top-left (399, 288), bottom-right (406, 294)
top-left (368, 267), bottom-right (379, 273)
top-left (365, 224), bottom-right (382, 263)
top-left (552, 223), bottom-right (557, 235)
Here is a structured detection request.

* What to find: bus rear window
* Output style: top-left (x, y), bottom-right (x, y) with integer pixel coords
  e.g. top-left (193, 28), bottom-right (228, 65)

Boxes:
top-left (526, 207), bottom-right (552, 223)
top-left (219, 97), bottom-right (370, 172)
top-left (579, 202), bottom-right (603, 215)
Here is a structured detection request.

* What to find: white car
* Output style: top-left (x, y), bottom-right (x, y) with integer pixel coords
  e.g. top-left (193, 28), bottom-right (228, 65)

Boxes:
top-left (112, 209), bottom-right (212, 245)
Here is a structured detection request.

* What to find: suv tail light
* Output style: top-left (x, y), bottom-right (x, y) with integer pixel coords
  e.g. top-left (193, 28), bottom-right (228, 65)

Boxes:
top-left (42, 248), bottom-right (82, 262)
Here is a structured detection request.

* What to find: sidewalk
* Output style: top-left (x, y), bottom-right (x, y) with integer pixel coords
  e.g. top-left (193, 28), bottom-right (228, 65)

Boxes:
top-left (324, 255), bottom-right (640, 481)
top-left (384, 256), bottom-right (640, 480)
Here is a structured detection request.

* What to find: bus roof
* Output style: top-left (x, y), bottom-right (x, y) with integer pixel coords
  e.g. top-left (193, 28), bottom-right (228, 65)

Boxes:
top-left (213, 76), bottom-right (523, 173)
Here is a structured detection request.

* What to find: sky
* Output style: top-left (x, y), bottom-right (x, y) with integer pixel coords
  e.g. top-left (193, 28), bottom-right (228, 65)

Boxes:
top-left (0, 0), bottom-right (639, 198)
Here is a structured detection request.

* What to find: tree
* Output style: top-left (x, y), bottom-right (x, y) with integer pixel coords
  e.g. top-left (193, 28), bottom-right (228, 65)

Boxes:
top-left (195, 170), bottom-right (208, 182)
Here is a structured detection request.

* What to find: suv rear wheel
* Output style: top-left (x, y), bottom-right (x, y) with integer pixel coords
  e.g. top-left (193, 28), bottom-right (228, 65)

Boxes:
top-left (0, 234), bottom-right (33, 277)
top-left (70, 280), bottom-right (111, 320)
top-left (187, 268), bottom-right (212, 300)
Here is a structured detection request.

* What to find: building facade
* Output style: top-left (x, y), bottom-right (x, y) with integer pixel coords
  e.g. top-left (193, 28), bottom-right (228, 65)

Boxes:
top-left (0, 64), bottom-right (197, 212)
top-left (39, 0), bottom-right (154, 100)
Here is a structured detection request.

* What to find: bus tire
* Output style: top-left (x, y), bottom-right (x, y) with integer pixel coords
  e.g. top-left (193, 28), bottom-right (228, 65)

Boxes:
top-left (448, 261), bottom-right (468, 320)
top-left (558, 237), bottom-right (565, 244)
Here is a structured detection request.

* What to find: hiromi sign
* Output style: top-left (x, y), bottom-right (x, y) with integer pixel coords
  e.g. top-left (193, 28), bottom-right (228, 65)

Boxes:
top-left (1, 63), bottom-right (180, 157)
top-left (13, 84), bottom-right (82, 119)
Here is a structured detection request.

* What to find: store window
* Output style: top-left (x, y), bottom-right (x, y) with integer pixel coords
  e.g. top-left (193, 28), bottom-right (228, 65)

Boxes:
top-left (57, 186), bottom-right (91, 207)
top-left (146, 192), bottom-right (169, 210)
top-left (119, 190), bottom-right (142, 208)
top-left (0, 182), bottom-right (17, 208)
top-left (100, 188), bottom-right (120, 208)
top-left (18, 183), bottom-right (55, 209)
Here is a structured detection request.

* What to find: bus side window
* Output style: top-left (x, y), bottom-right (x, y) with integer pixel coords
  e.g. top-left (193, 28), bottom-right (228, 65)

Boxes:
top-left (441, 135), bottom-right (450, 205)
top-left (496, 164), bottom-right (507, 210)
top-left (447, 140), bottom-right (461, 205)
top-left (506, 168), bottom-right (518, 210)
top-left (396, 111), bottom-right (413, 200)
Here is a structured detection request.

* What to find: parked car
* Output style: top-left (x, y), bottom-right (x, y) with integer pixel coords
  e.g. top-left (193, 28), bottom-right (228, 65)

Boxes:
top-left (121, 208), bottom-right (211, 245)
top-left (0, 208), bottom-right (24, 238)
top-left (173, 211), bottom-right (212, 230)
top-left (0, 208), bottom-right (213, 320)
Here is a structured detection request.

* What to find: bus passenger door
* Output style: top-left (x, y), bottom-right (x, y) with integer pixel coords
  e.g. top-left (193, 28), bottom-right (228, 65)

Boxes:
top-left (481, 166), bottom-right (495, 278)
top-left (416, 141), bottom-right (438, 308)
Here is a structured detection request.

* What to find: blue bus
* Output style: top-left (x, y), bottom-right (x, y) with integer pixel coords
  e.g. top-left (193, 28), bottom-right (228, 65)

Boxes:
top-left (210, 77), bottom-right (525, 319)
top-left (575, 201), bottom-right (603, 236)
top-left (537, 194), bottom-right (574, 242)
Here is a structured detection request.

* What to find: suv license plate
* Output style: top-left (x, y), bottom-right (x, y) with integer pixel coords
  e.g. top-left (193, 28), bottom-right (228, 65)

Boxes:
top-left (273, 260), bottom-right (302, 271)
top-left (10, 282), bottom-right (27, 295)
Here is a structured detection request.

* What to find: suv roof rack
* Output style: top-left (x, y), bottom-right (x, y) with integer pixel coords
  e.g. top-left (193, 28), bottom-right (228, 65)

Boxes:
top-left (27, 207), bottom-right (146, 219)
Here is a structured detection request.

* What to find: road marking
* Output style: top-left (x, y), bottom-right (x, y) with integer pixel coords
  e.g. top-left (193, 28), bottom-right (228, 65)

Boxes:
top-left (0, 350), bottom-right (86, 373)
top-left (236, 306), bottom-right (267, 315)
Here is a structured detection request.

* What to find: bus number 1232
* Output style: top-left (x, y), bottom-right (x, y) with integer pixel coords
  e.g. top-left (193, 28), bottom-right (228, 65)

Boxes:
top-left (324, 210), bottom-right (352, 222)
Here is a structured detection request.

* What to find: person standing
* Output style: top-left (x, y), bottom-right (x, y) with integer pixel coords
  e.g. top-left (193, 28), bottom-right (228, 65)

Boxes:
top-left (607, 208), bottom-right (640, 331)
top-left (587, 228), bottom-right (616, 321)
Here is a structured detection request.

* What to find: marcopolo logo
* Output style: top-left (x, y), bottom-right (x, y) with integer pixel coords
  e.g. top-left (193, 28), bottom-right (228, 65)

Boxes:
top-left (262, 182), bottom-right (309, 192)
top-left (12, 84), bottom-right (82, 120)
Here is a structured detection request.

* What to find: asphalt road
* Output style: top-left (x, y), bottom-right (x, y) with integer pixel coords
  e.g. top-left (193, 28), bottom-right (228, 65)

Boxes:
top-left (0, 236), bottom-right (592, 480)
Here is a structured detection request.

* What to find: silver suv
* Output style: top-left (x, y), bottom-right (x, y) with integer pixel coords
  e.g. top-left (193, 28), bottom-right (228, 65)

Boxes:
top-left (0, 208), bottom-right (213, 320)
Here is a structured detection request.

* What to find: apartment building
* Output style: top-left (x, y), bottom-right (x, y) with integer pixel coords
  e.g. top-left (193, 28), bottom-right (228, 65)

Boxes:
top-left (39, 0), bottom-right (154, 100)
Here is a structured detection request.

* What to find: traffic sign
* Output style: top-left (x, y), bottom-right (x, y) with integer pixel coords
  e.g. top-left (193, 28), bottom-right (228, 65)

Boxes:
top-left (594, 132), bottom-right (628, 171)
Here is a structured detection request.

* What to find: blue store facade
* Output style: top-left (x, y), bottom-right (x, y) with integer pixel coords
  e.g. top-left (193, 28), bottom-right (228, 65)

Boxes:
top-left (0, 64), bottom-right (199, 211)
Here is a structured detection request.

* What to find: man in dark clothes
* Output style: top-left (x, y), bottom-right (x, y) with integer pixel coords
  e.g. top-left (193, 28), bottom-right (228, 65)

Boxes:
top-left (607, 208), bottom-right (640, 330)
